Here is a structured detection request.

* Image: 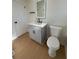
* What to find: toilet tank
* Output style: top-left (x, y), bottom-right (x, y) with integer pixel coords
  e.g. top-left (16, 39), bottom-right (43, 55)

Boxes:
top-left (50, 26), bottom-right (62, 37)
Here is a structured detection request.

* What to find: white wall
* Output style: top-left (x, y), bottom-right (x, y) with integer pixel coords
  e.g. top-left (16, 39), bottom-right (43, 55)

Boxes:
top-left (27, 0), bottom-right (37, 22)
top-left (46, 0), bottom-right (67, 26)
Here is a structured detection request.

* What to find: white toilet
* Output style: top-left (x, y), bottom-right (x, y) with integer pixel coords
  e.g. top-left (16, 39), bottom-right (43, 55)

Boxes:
top-left (47, 26), bottom-right (62, 57)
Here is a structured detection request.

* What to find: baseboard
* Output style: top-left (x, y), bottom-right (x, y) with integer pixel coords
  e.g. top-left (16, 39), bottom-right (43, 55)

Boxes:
top-left (12, 32), bottom-right (29, 41)
top-left (12, 36), bottom-right (18, 41)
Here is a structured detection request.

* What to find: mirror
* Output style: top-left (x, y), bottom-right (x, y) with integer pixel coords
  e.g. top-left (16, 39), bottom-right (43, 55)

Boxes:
top-left (37, 0), bottom-right (46, 18)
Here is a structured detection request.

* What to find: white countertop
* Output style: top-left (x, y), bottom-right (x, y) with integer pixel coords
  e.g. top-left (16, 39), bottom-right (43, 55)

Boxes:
top-left (29, 22), bottom-right (47, 28)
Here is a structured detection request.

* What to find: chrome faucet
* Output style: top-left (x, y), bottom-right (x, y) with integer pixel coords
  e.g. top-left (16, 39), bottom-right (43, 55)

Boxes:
top-left (37, 18), bottom-right (42, 23)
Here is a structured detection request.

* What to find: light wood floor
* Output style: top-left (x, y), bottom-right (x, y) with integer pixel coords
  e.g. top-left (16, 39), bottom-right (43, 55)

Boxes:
top-left (12, 33), bottom-right (66, 59)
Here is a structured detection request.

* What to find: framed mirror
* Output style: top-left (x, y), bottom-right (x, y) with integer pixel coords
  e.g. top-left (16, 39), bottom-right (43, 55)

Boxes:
top-left (37, 0), bottom-right (46, 18)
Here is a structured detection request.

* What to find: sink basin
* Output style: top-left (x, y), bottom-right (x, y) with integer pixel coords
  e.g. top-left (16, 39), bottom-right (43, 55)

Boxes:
top-left (29, 22), bottom-right (47, 28)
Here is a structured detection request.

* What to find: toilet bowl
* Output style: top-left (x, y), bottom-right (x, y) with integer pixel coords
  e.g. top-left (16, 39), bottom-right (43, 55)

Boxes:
top-left (47, 36), bottom-right (60, 57)
top-left (47, 25), bottom-right (62, 57)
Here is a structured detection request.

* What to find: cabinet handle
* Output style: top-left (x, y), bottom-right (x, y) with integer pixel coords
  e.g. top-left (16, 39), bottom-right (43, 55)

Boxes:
top-left (33, 30), bottom-right (35, 34)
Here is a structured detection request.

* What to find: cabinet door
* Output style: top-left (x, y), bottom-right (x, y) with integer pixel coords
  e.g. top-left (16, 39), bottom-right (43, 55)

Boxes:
top-left (29, 26), bottom-right (42, 44)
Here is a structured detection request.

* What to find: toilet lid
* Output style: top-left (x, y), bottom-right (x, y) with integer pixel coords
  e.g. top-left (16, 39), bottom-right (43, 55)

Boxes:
top-left (47, 36), bottom-right (60, 48)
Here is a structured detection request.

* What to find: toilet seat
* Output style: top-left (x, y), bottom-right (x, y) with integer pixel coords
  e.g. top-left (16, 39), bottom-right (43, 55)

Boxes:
top-left (47, 36), bottom-right (60, 50)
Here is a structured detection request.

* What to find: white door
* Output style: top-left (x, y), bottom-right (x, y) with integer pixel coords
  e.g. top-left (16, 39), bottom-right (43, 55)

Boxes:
top-left (12, 19), bottom-right (22, 39)
top-left (12, 18), bottom-right (26, 39)
top-left (12, 0), bottom-right (28, 39)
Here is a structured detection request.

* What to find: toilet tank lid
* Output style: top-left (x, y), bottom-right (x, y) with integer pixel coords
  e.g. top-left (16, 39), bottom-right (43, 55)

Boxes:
top-left (47, 36), bottom-right (60, 48)
top-left (50, 25), bottom-right (62, 30)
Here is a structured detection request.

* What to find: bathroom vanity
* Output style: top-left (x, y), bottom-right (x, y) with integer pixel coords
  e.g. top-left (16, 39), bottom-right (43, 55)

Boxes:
top-left (29, 23), bottom-right (47, 45)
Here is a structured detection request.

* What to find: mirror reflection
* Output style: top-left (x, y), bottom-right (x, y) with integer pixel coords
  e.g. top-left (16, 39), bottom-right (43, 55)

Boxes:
top-left (37, 0), bottom-right (46, 18)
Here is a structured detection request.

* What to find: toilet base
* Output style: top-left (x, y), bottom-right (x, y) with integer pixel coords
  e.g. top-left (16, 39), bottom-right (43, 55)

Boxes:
top-left (48, 48), bottom-right (56, 57)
